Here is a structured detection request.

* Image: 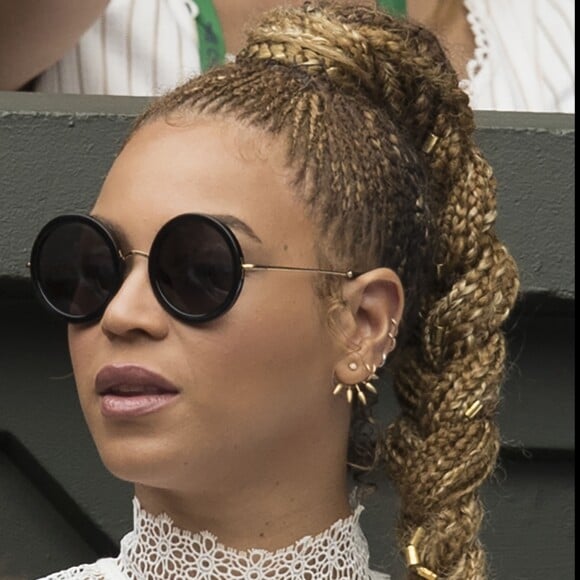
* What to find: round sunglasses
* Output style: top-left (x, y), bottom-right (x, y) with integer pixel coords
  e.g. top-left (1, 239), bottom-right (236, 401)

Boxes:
top-left (29, 213), bottom-right (359, 324)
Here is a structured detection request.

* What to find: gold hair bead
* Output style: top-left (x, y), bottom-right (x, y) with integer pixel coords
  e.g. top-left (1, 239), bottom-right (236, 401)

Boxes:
top-left (422, 132), bottom-right (440, 154)
top-left (404, 527), bottom-right (437, 579)
top-left (404, 545), bottom-right (419, 567)
top-left (410, 527), bottom-right (425, 546)
top-left (465, 400), bottom-right (484, 418)
top-left (415, 566), bottom-right (438, 580)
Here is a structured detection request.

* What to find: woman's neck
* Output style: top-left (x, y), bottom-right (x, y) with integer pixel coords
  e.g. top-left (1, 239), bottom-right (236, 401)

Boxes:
top-left (134, 475), bottom-right (352, 551)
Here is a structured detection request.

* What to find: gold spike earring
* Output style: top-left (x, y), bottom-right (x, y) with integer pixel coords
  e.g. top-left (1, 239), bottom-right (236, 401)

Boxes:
top-left (333, 362), bottom-right (379, 406)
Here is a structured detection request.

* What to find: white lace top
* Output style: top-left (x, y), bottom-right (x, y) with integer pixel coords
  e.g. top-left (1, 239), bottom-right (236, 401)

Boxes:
top-left (37, 498), bottom-right (389, 580)
top-left (460, 0), bottom-right (574, 113)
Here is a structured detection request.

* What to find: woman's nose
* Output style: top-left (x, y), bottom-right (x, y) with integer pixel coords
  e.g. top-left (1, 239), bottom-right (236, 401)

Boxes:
top-left (100, 256), bottom-right (169, 340)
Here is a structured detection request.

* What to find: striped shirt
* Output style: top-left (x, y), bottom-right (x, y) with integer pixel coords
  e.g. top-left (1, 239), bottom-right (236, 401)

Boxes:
top-left (34, 0), bottom-right (202, 96)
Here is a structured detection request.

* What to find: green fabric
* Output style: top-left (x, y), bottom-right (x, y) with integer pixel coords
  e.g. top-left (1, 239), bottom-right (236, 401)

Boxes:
top-left (376, 0), bottom-right (407, 16)
top-left (194, 0), bottom-right (226, 71)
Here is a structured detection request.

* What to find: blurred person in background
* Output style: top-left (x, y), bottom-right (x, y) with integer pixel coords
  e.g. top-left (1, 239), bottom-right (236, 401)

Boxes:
top-left (0, 0), bottom-right (574, 112)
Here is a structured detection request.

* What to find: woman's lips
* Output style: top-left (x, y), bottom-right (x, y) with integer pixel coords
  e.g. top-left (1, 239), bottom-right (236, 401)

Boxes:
top-left (95, 364), bottom-right (180, 418)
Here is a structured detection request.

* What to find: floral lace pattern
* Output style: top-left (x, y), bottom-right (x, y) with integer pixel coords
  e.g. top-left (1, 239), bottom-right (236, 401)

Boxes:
top-left (117, 497), bottom-right (375, 579)
top-left (38, 497), bottom-right (389, 579)
top-left (39, 564), bottom-right (105, 580)
top-left (38, 559), bottom-right (117, 580)
top-left (459, 0), bottom-right (490, 96)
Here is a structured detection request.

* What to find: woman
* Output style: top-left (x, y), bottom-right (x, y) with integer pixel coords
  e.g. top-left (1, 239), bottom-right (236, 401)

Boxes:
top-left (30, 2), bottom-right (519, 578)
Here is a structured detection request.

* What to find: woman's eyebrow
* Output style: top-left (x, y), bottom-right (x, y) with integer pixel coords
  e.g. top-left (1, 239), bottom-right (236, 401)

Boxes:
top-left (210, 214), bottom-right (263, 243)
top-left (90, 213), bottom-right (263, 246)
top-left (90, 214), bottom-right (131, 250)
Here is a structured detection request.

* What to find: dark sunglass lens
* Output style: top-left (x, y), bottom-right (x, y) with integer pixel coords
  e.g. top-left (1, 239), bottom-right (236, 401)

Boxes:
top-left (35, 220), bottom-right (118, 319)
top-left (154, 217), bottom-right (238, 318)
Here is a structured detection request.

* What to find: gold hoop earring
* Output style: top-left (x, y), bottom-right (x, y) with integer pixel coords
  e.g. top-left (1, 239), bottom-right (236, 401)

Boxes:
top-left (333, 363), bottom-right (379, 406)
top-left (388, 317), bottom-right (399, 352)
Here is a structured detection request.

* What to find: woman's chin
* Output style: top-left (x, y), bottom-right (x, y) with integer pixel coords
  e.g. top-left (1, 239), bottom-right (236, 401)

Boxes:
top-left (94, 437), bottom-right (187, 488)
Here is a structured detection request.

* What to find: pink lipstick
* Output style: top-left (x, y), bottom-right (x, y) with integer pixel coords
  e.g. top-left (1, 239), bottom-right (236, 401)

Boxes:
top-left (95, 365), bottom-right (180, 418)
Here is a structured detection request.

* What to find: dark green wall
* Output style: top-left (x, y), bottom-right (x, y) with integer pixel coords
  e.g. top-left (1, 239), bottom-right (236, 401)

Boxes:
top-left (0, 92), bottom-right (574, 580)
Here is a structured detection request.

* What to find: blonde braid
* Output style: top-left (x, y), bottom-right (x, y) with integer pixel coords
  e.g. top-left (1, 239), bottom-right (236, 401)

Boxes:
top-left (382, 49), bottom-right (519, 577)
top-left (130, 3), bottom-right (519, 578)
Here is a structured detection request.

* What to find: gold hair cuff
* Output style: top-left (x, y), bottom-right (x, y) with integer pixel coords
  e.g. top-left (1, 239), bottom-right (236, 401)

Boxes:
top-left (465, 400), bottom-right (483, 418)
top-left (404, 527), bottom-right (438, 580)
top-left (404, 545), bottom-right (419, 567)
top-left (422, 132), bottom-right (440, 154)
top-left (415, 566), bottom-right (438, 580)
top-left (410, 527), bottom-right (425, 545)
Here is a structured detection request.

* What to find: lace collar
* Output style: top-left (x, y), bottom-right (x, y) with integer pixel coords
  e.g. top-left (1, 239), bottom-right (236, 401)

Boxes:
top-left (459, 0), bottom-right (490, 98)
top-left (116, 496), bottom-right (376, 579)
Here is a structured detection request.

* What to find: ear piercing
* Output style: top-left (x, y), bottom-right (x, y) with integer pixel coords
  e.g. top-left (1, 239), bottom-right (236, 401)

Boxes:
top-left (333, 363), bottom-right (378, 405)
top-left (378, 352), bottom-right (388, 368)
top-left (335, 319), bottom-right (400, 403)
top-left (387, 318), bottom-right (399, 352)
top-left (378, 318), bottom-right (400, 368)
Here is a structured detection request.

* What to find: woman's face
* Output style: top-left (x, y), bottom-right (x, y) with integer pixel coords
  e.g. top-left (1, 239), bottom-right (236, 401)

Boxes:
top-left (68, 117), bottom-right (349, 495)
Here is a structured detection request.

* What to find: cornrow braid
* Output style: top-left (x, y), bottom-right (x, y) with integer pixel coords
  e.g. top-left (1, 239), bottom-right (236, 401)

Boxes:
top-left (130, 3), bottom-right (519, 578)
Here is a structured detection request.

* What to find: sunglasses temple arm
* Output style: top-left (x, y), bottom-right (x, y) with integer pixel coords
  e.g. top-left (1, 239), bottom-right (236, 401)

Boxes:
top-left (242, 264), bottom-right (356, 279)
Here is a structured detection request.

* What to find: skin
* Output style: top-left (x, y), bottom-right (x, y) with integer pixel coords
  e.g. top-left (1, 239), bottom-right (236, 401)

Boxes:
top-left (407, 0), bottom-right (475, 80)
top-left (68, 116), bottom-right (403, 550)
top-left (0, 0), bottom-right (110, 90)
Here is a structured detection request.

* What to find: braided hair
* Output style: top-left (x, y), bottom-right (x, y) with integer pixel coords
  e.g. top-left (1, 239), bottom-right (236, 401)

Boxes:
top-left (131, 3), bottom-right (519, 578)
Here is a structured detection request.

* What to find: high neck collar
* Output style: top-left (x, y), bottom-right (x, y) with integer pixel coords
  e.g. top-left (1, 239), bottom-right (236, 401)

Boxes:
top-left (116, 496), bottom-right (376, 579)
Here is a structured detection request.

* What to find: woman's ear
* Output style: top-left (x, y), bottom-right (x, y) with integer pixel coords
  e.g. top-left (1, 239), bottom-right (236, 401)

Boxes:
top-left (334, 268), bottom-right (404, 384)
